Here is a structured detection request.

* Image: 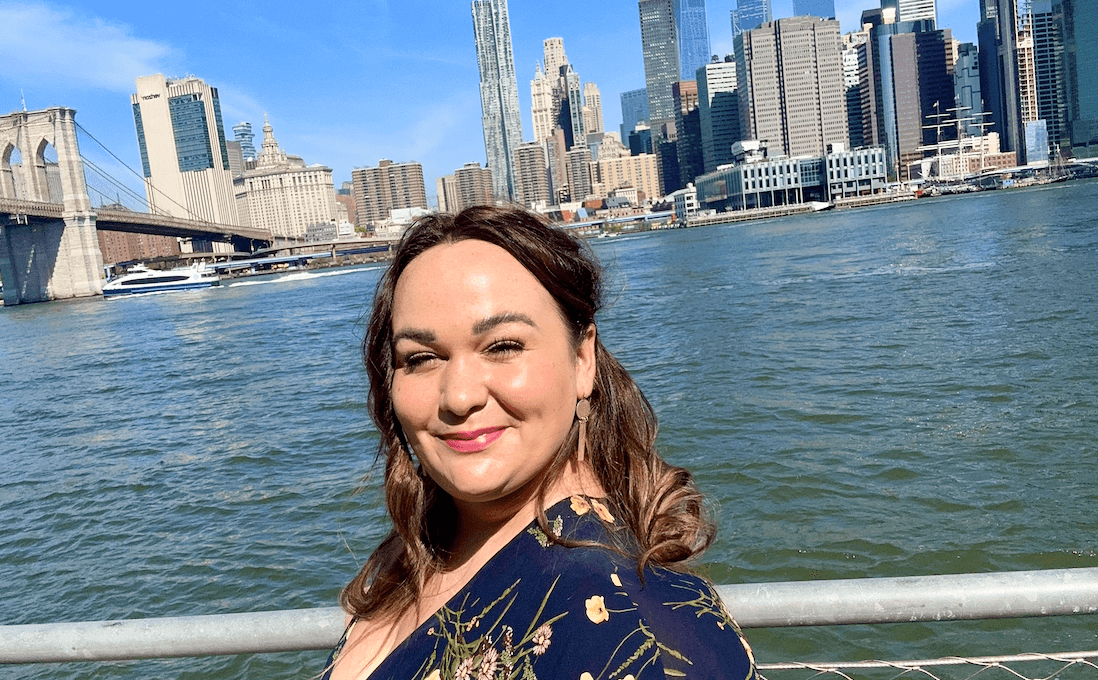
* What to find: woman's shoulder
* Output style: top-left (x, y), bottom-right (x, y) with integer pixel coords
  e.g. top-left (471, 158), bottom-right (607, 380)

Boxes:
top-left (531, 497), bottom-right (758, 679)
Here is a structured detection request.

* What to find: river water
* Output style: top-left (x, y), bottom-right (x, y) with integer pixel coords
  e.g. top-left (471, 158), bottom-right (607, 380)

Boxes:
top-left (2, 180), bottom-right (1096, 678)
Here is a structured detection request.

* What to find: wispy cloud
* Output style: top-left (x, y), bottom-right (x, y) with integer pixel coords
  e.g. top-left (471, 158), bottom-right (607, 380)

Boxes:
top-left (0, 3), bottom-right (177, 92)
top-left (286, 90), bottom-right (482, 183)
top-left (214, 84), bottom-right (269, 127)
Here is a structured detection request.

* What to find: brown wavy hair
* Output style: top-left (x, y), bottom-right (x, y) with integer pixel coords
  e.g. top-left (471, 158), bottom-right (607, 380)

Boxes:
top-left (340, 205), bottom-right (714, 622)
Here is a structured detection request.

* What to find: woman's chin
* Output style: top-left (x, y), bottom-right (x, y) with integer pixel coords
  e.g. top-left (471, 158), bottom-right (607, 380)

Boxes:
top-left (445, 480), bottom-right (542, 515)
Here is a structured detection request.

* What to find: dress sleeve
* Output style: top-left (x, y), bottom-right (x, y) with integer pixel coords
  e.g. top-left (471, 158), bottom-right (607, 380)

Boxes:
top-left (540, 561), bottom-right (758, 680)
top-left (630, 568), bottom-right (759, 680)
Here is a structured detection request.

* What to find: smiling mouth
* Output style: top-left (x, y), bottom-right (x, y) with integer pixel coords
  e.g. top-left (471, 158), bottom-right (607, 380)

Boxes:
top-left (442, 428), bottom-right (506, 453)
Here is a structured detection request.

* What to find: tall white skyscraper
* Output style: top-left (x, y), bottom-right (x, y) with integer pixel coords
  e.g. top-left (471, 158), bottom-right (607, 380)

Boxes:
top-left (562, 64), bottom-right (586, 148)
top-left (583, 82), bottom-right (605, 135)
top-left (531, 63), bottom-right (557, 144)
top-left (472, 0), bottom-right (524, 201)
top-left (697, 57), bottom-right (740, 172)
top-left (532, 39), bottom-right (568, 145)
top-left (543, 37), bottom-right (568, 76)
top-left (131, 74), bottom-right (240, 236)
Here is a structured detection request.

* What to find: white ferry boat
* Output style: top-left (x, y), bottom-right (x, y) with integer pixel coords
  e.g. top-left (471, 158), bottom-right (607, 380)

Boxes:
top-left (103, 264), bottom-right (220, 297)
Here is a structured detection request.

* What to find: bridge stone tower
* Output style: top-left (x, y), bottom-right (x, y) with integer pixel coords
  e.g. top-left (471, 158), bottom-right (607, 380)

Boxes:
top-left (0, 107), bottom-right (104, 305)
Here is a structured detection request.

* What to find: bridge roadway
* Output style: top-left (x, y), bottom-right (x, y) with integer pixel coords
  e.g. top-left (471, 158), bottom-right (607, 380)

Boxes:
top-left (0, 197), bottom-right (272, 244)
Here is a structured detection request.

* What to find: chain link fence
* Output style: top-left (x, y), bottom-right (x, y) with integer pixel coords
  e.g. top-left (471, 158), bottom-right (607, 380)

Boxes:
top-left (758, 650), bottom-right (1098, 680)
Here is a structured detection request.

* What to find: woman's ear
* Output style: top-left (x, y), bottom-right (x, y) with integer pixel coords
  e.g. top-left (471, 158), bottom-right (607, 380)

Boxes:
top-left (575, 324), bottom-right (597, 398)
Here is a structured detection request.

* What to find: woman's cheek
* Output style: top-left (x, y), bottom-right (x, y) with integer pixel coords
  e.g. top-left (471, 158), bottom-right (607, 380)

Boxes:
top-left (392, 376), bottom-right (432, 423)
top-left (498, 363), bottom-right (538, 406)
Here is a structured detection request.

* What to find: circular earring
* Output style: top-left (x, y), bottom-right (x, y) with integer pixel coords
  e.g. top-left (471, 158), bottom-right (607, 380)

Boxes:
top-left (575, 398), bottom-right (591, 462)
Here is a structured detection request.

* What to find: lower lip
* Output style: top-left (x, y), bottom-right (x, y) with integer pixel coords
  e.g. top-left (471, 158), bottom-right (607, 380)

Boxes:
top-left (443, 429), bottom-right (506, 453)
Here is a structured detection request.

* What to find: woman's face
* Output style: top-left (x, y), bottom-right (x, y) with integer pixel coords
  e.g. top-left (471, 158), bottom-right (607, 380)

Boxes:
top-left (390, 239), bottom-right (596, 513)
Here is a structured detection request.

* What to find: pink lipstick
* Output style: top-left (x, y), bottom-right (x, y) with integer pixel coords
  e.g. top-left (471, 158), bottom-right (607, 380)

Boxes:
top-left (442, 427), bottom-right (506, 453)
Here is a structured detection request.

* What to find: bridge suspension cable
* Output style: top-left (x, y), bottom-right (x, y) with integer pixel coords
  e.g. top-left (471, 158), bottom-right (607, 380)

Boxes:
top-left (73, 122), bottom-right (209, 225)
top-left (81, 156), bottom-right (150, 212)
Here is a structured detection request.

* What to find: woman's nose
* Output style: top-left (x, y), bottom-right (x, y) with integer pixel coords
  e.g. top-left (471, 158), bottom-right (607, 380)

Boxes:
top-left (438, 356), bottom-right (488, 417)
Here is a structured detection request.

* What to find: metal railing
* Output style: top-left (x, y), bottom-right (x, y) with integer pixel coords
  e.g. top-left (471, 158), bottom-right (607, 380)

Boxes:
top-left (2, 567), bottom-right (1096, 666)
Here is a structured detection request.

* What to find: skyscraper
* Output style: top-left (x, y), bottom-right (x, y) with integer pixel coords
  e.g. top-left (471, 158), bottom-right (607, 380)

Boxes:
top-left (512, 142), bottom-right (551, 208)
top-left (953, 42), bottom-right (987, 138)
top-left (858, 10), bottom-right (957, 178)
top-left (1029, 0), bottom-right (1067, 151)
top-left (736, 17), bottom-right (849, 158)
top-left (731, 0), bottom-right (773, 42)
top-left (843, 29), bottom-right (869, 148)
top-left (1016, 4), bottom-right (1041, 130)
top-left (620, 88), bottom-right (651, 141)
top-left (531, 38), bottom-right (571, 145)
top-left (437, 174), bottom-right (459, 213)
top-left (583, 82), bottom-right (604, 136)
top-left (131, 74), bottom-right (240, 238)
top-left (698, 56), bottom-right (741, 172)
top-left (351, 160), bottom-right (427, 226)
top-left (472, 0), bottom-right (523, 201)
top-left (437, 163), bottom-right (494, 213)
top-left (978, 0), bottom-right (1023, 155)
top-left (677, 0), bottom-right (712, 80)
top-left (793, 0), bottom-right (836, 18)
top-left (560, 63), bottom-right (586, 149)
top-left (673, 80), bottom-right (704, 186)
top-left (531, 63), bottom-right (556, 145)
top-left (1054, 0), bottom-right (1098, 157)
top-left (565, 146), bottom-right (593, 200)
top-left (543, 37), bottom-right (568, 75)
top-left (455, 162), bottom-right (495, 209)
top-left (894, 0), bottom-right (937, 23)
top-left (232, 122), bottom-right (256, 162)
top-left (887, 27), bottom-right (956, 175)
top-left (639, 0), bottom-right (680, 129)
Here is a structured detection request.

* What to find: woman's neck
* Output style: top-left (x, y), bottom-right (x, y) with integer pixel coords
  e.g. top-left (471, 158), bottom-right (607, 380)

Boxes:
top-left (445, 461), bottom-right (604, 571)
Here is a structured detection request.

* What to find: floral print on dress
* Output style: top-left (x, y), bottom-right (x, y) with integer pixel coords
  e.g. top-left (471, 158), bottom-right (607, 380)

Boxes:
top-left (321, 496), bottom-right (759, 680)
top-left (584, 595), bottom-right (610, 624)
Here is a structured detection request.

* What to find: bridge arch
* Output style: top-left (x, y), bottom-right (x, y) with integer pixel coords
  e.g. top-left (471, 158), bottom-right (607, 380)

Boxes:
top-left (31, 138), bottom-right (64, 204)
top-left (0, 107), bottom-right (102, 304)
top-left (1, 143), bottom-right (22, 200)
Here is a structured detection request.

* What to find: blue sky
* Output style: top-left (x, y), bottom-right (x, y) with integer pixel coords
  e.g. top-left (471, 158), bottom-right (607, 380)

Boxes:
top-left (1, 0), bottom-right (978, 203)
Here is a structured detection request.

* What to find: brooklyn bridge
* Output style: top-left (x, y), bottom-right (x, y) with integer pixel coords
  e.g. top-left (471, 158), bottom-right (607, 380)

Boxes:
top-left (0, 106), bottom-right (273, 305)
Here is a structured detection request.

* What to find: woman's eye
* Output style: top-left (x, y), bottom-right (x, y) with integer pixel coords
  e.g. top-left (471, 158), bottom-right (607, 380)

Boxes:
top-left (400, 352), bottom-right (437, 371)
top-left (487, 340), bottom-right (524, 357)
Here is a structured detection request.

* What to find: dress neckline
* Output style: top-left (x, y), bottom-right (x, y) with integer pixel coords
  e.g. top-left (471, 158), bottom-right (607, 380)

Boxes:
top-left (336, 495), bottom-right (614, 680)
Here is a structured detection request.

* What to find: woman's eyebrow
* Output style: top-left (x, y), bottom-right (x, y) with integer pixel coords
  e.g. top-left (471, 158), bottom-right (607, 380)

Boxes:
top-left (392, 328), bottom-right (436, 344)
top-left (472, 312), bottom-right (537, 335)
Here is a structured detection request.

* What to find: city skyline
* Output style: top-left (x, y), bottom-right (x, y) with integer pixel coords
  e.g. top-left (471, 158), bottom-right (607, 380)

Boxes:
top-left (1, 0), bottom-right (981, 203)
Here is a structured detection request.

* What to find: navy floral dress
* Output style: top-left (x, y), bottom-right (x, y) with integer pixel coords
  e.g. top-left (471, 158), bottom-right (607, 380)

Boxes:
top-left (323, 496), bottom-right (758, 680)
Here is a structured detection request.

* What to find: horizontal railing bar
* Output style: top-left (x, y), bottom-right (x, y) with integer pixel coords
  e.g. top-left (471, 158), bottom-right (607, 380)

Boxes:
top-left (2, 568), bottom-right (1096, 664)
top-left (0, 607), bottom-right (347, 664)
top-left (716, 566), bottom-right (1098, 628)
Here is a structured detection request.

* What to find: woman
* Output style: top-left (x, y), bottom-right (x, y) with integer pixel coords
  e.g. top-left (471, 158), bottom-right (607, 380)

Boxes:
top-left (324, 205), bottom-right (757, 680)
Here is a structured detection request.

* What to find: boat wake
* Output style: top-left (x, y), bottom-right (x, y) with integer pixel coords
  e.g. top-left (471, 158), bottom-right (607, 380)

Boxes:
top-left (223, 265), bottom-right (383, 288)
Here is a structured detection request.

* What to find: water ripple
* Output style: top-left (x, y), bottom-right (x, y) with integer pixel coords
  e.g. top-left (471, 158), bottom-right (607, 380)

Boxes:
top-left (4, 183), bottom-right (1098, 676)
